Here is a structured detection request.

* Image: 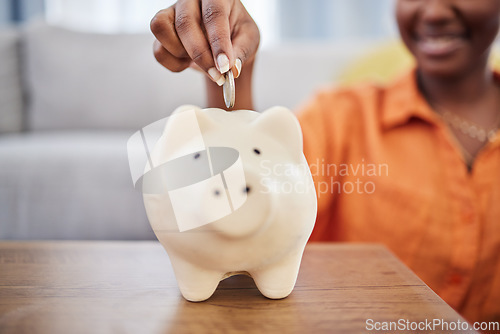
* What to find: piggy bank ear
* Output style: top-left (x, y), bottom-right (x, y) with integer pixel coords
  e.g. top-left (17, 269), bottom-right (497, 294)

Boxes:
top-left (166, 105), bottom-right (217, 133)
top-left (171, 104), bottom-right (202, 115)
top-left (253, 106), bottom-right (303, 160)
top-left (159, 105), bottom-right (216, 161)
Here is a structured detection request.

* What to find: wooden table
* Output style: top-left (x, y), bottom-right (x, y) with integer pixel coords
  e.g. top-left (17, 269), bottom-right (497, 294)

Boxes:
top-left (0, 242), bottom-right (474, 334)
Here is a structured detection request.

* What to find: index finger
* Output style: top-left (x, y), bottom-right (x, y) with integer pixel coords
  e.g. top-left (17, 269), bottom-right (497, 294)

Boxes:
top-left (201, 0), bottom-right (235, 74)
top-left (174, 0), bottom-right (225, 85)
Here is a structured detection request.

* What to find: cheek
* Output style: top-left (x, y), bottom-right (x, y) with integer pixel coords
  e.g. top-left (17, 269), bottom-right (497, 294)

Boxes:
top-left (469, 19), bottom-right (500, 57)
top-left (460, 1), bottom-right (500, 44)
top-left (395, 0), bottom-right (418, 49)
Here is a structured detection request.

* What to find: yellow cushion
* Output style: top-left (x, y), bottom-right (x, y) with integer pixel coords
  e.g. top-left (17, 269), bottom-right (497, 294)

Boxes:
top-left (338, 40), bottom-right (500, 86)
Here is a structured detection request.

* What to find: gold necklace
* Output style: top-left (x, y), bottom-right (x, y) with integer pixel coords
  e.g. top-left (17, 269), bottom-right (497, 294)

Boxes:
top-left (437, 110), bottom-right (499, 143)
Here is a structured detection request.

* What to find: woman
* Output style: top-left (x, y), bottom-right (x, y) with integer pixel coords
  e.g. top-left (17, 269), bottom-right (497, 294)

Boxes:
top-left (150, 0), bottom-right (500, 325)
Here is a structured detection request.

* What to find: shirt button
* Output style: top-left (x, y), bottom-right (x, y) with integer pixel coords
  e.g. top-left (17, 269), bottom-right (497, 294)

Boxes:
top-left (447, 273), bottom-right (463, 285)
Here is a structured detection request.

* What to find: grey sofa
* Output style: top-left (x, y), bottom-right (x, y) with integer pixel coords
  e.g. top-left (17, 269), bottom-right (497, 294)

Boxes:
top-left (0, 21), bottom-right (371, 240)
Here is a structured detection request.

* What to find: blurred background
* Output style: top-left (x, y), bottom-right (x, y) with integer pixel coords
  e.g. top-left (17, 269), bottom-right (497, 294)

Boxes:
top-left (0, 0), bottom-right (427, 240)
top-left (0, 0), bottom-right (398, 44)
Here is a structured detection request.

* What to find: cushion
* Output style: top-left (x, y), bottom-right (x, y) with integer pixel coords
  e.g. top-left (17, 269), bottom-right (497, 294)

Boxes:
top-left (337, 39), bottom-right (500, 85)
top-left (0, 28), bottom-right (24, 133)
top-left (254, 42), bottom-right (373, 111)
top-left (0, 131), bottom-right (156, 240)
top-left (23, 22), bottom-right (205, 130)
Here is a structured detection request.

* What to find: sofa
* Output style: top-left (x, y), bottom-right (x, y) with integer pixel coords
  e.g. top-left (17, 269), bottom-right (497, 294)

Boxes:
top-left (0, 21), bottom-right (377, 240)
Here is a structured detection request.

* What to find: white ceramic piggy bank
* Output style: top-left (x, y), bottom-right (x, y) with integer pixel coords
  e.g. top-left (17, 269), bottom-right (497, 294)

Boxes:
top-left (142, 105), bottom-right (317, 302)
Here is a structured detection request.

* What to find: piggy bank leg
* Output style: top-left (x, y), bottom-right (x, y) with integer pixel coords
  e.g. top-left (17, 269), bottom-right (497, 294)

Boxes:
top-left (169, 257), bottom-right (222, 302)
top-left (250, 248), bottom-right (304, 299)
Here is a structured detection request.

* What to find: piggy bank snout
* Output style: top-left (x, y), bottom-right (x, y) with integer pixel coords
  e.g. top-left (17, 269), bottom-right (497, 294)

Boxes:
top-left (208, 171), bottom-right (273, 239)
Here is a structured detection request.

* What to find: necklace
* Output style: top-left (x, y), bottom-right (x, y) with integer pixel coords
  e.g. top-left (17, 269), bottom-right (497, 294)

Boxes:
top-left (437, 110), bottom-right (499, 143)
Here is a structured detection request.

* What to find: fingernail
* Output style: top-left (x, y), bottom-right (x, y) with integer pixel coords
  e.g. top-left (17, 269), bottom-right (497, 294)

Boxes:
top-left (217, 53), bottom-right (230, 74)
top-left (234, 58), bottom-right (242, 78)
top-left (208, 67), bottom-right (225, 86)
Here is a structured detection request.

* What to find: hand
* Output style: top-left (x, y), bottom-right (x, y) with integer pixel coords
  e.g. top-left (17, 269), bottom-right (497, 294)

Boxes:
top-left (150, 0), bottom-right (260, 86)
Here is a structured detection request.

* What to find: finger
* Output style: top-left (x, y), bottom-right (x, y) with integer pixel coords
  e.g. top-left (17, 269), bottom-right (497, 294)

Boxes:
top-left (153, 40), bottom-right (191, 73)
top-left (231, 21), bottom-right (260, 78)
top-left (189, 62), bottom-right (204, 73)
top-left (201, 0), bottom-right (234, 74)
top-left (190, 62), bottom-right (229, 86)
top-left (174, 0), bottom-right (224, 85)
top-left (150, 7), bottom-right (188, 59)
top-left (231, 58), bottom-right (242, 78)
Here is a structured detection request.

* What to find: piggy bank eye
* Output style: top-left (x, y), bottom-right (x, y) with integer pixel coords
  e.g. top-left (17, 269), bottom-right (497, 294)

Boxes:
top-left (253, 148), bottom-right (261, 155)
top-left (213, 189), bottom-right (221, 197)
top-left (193, 153), bottom-right (201, 159)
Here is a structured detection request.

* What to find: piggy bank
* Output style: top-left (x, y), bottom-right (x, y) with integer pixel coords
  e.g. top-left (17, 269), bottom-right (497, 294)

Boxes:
top-left (142, 105), bottom-right (317, 302)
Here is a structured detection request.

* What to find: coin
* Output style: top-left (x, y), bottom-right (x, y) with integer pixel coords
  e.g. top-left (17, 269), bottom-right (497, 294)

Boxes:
top-left (223, 70), bottom-right (235, 109)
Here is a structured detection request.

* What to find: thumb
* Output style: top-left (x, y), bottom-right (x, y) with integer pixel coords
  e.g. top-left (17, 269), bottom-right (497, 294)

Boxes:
top-left (231, 21), bottom-right (260, 78)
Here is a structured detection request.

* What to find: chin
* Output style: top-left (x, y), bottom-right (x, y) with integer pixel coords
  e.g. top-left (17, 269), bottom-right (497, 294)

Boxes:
top-left (417, 62), bottom-right (465, 80)
top-left (415, 52), bottom-right (480, 81)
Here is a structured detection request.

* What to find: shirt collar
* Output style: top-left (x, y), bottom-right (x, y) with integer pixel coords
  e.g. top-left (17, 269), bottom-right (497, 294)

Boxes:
top-left (381, 68), bottom-right (441, 130)
top-left (382, 68), bottom-right (500, 148)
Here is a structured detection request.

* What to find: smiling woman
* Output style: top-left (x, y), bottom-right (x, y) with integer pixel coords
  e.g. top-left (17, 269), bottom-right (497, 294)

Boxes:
top-left (396, 0), bottom-right (500, 163)
top-left (396, 0), bottom-right (500, 79)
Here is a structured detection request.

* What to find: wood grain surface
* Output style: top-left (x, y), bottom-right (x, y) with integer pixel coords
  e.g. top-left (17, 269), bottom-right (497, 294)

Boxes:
top-left (0, 242), bottom-right (474, 334)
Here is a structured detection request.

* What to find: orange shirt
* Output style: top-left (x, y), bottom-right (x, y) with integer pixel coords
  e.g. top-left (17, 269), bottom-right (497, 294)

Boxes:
top-left (297, 69), bottom-right (500, 324)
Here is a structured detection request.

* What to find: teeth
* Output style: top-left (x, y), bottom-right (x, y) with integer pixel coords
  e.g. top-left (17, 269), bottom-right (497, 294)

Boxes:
top-left (418, 35), bottom-right (463, 54)
top-left (423, 35), bottom-right (458, 42)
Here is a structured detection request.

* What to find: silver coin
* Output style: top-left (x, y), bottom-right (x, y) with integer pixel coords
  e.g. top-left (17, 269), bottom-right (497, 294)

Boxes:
top-left (223, 70), bottom-right (235, 109)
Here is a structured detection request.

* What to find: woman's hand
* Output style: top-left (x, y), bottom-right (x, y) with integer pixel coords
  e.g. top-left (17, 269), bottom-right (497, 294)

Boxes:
top-left (150, 0), bottom-right (260, 86)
